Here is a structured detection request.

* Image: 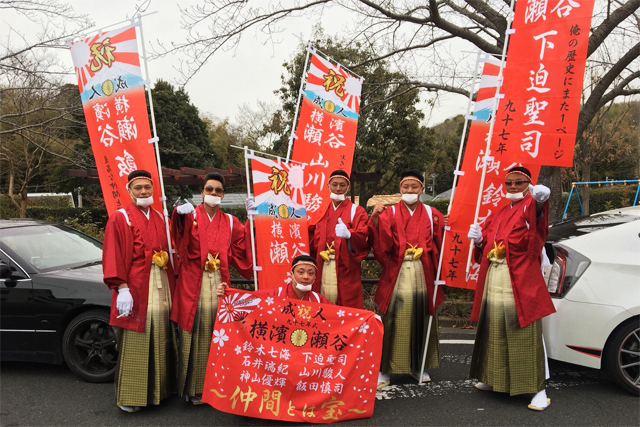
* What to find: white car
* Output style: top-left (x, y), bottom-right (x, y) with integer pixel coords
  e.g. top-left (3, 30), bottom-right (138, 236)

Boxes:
top-left (542, 205), bottom-right (640, 395)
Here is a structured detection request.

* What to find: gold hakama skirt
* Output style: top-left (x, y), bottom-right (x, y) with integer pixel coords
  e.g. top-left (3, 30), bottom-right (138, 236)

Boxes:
top-left (114, 264), bottom-right (173, 407)
top-left (177, 269), bottom-right (221, 398)
top-left (469, 257), bottom-right (546, 395)
top-left (381, 255), bottom-right (440, 374)
top-left (321, 254), bottom-right (338, 304)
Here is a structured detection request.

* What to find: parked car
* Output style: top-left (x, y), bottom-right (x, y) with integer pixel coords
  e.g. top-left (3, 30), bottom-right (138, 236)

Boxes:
top-left (0, 219), bottom-right (116, 382)
top-left (542, 206), bottom-right (640, 395)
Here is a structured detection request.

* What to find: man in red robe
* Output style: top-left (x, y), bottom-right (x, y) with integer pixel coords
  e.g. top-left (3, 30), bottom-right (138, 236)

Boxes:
top-left (369, 170), bottom-right (445, 388)
top-left (102, 169), bottom-right (176, 413)
top-left (217, 255), bottom-right (331, 304)
top-left (308, 170), bottom-right (369, 308)
top-left (467, 166), bottom-right (554, 411)
top-left (171, 172), bottom-right (253, 404)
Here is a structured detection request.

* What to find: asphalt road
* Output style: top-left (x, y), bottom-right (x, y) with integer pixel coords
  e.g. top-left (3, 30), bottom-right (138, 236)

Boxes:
top-left (1, 327), bottom-right (638, 426)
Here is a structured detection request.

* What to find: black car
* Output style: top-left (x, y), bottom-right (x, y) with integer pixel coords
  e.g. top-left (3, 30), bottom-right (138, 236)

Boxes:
top-left (0, 219), bottom-right (117, 382)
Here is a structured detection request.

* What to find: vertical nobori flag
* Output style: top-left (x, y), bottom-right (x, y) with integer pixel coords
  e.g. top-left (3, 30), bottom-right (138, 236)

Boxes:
top-left (202, 288), bottom-right (383, 423)
top-left (492, 0), bottom-right (595, 167)
top-left (441, 54), bottom-right (540, 289)
top-left (69, 23), bottom-right (161, 215)
top-left (291, 50), bottom-right (362, 225)
top-left (249, 154), bottom-right (310, 289)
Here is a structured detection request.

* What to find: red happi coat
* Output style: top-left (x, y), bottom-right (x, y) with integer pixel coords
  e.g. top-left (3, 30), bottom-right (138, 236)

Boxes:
top-left (170, 204), bottom-right (253, 332)
top-left (257, 283), bottom-right (333, 305)
top-left (102, 203), bottom-right (176, 332)
top-left (308, 199), bottom-right (370, 309)
top-left (470, 195), bottom-right (555, 328)
top-left (369, 202), bottom-right (445, 315)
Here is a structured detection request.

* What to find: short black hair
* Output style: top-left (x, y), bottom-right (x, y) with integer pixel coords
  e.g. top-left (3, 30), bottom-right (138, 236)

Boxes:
top-left (203, 172), bottom-right (225, 189)
top-left (127, 169), bottom-right (152, 182)
top-left (400, 170), bottom-right (424, 184)
top-left (329, 170), bottom-right (350, 180)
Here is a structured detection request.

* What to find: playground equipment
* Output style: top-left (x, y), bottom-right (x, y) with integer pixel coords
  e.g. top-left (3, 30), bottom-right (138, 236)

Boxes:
top-left (562, 179), bottom-right (640, 219)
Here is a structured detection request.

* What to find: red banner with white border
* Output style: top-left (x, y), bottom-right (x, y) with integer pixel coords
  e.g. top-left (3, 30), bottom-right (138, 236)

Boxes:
top-left (69, 23), bottom-right (161, 215)
top-left (202, 288), bottom-right (383, 423)
top-left (291, 51), bottom-right (362, 225)
top-left (249, 154), bottom-right (310, 289)
top-left (491, 0), bottom-right (594, 167)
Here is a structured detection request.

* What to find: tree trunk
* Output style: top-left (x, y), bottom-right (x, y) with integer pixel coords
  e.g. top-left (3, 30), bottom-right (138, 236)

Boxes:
top-left (578, 163), bottom-right (591, 216)
top-left (537, 166), bottom-right (563, 222)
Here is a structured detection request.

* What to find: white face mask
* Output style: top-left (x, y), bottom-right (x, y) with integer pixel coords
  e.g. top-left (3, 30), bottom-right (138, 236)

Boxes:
top-left (506, 191), bottom-right (526, 201)
top-left (204, 195), bottom-right (221, 207)
top-left (401, 193), bottom-right (419, 204)
top-left (135, 196), bottom-right (154, 207)
top-left (330, 192), bottom-right (346, 202)
top-left (295, 282), bottom-right (313, 292)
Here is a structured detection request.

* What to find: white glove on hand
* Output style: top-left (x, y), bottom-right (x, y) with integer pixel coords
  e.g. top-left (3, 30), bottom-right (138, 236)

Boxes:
top-left (531, 184), bottom-right (550, 203)
top-left (176, 202), bottom-right (195, 215)
top-left (468, 223), bottom-right (483, 244)
top-left (116, 288), bottom-right (133, 317)
top-left (335, 217), bottom-right (351, 239)
top-left (245, 197), bottom-right (257, 213)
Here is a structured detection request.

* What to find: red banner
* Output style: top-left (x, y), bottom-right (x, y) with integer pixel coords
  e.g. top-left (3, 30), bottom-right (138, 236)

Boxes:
top-left (491, 0), bottom-right (595, 167)
top-left (441, 55), bottom-right (540, 289)
top-left (249, 154), bottom-right (310, 289)
top-left (69, 23), bottom-right (161, 215)
top-left (291, 51), bottom-right (362, 225)
top-left (203, 288), bottom-right (383, 423)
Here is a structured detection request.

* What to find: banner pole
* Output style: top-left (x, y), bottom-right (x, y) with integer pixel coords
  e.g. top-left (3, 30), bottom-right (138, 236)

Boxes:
top-left (137, 14), bottom-right (174, 269)
top-left (465, 0), bottom-right (515, 274)
top-left (417, 50), bottom-right (483, 384)
top-left (244, 147), bottom-right (259, 291)
top-left (285, 44), bottom-right (313, 163)
top-left (231, 145), bottom-right (305, 165)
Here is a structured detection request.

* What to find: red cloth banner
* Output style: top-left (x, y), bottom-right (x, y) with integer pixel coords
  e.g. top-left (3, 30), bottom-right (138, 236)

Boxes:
top-left (249, 154), bottom-right (310, 289)
top-left (202, 288), bottom-right (383, 423)
top-left (441, 55), bottom-right (540, 289)
top-left (69, 23), bottom-right (161, 215)
top-left (491, 0), bottom-right (595, 167)
top-left (291, 52), bottom-right (362, 225)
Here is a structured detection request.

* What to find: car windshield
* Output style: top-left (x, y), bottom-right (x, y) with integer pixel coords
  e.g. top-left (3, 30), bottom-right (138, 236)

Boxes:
top-left (0, 224), bottom-right (102, 271)
top-left (548, 213), bottom-right (640, 242)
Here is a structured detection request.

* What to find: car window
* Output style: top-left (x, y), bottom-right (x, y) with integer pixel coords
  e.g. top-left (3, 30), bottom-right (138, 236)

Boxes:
top-left (0, 225), bottom-right (102, 271)
top-left (548, 213), bottom-right (640, 242)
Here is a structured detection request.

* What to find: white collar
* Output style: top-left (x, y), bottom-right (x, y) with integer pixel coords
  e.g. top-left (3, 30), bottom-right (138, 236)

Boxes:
top-left (139, 207), bottom-right (150, 219)
top-left (403, 202), bottom-right (417, 216)
top-left (332, 200), bottom-right (344, 210)
top-left (207, 210), bottom-right (217, 222)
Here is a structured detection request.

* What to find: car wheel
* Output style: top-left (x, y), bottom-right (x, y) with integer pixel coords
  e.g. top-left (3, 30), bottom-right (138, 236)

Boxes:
top-left (603, 319), bottom-right (640, 396)
top-left (62, 309), bottom-right (118, 383)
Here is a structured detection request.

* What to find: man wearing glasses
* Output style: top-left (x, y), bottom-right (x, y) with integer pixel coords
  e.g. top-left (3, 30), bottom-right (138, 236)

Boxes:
top-left (467, 166), bottom-right (555, 411)
top-left (170, 172), bottom-right (253, 405)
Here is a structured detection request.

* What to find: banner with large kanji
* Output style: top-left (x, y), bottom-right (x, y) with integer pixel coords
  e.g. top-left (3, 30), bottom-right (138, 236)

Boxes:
top-left (249, 154), bottom-right (310, 289)
top-left (441, 54), bottom-right (540, 289)
top-left (291, 50), bottom-right (362, 225)
top-left (491, 0), bottom-right (594, 167)
top-left (69, 23), bottom-right (161, 215)
top-left (202, 288), bottom-right (383, 423)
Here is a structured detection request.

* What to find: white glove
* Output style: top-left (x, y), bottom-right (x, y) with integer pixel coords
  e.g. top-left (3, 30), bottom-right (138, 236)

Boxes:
top-left (176, 202), bottom-right (195, 215)
top-left (116, 288), bottom-right (133, 317)
top-left (245, 197), bottom-right (256, 213)
top-left (531, 184), bottom-right (550, 203)
top-left (468, 223), bottom-right (483, 244)
top-left (335, 217), bottom-right (351, 239)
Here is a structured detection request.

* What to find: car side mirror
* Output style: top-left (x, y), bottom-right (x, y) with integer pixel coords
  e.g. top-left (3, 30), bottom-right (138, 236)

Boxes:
top-left (0, 262), bottom-right (11, 279)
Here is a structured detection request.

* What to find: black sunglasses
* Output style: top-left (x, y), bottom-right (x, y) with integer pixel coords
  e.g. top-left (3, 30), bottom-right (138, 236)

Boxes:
top-left (505, 180), bottom-right (530, 186)
top-left (204, 186), bottom-right (224, 194)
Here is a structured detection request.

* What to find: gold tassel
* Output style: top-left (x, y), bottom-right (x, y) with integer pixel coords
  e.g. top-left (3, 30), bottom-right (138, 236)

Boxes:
top-left (319, 242), bottom-right (335, 262)
top-left (152, 250), bottom-right (169, 270)
top-left (486, 241), bottom-right (506, 260)
top-left (404, 243), bottom-right (423, 260)
top-left (205, 252), bottom-right (221, 273)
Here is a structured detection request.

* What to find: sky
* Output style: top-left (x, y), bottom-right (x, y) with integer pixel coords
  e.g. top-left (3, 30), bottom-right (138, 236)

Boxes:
top-left (2, 0), bottom-right (469, 128)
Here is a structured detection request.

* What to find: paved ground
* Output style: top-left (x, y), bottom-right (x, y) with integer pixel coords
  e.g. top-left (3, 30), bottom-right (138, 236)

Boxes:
top-left (1, 327), bottom-right (638, 426)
